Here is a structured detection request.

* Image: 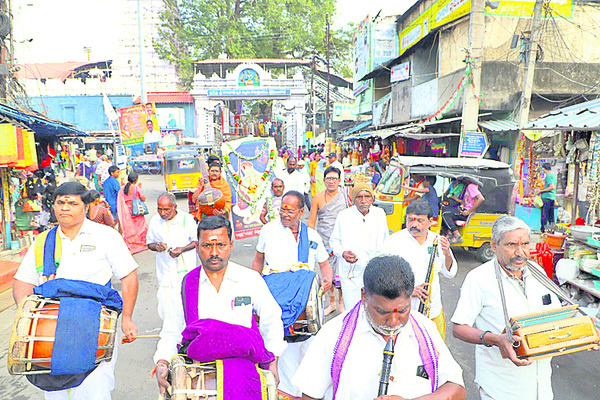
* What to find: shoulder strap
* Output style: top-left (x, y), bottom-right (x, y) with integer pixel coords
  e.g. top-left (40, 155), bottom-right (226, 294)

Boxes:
top-left (409, 315), bottom-right (439, 393)
top-left (34, 227), bottom-right (61, 276)
top-left (297, 222), bottom-right (309, 263)
top-left (331, 301), bottom-right (361, 399)
top-left (181, 267), bottom-right (201, 325)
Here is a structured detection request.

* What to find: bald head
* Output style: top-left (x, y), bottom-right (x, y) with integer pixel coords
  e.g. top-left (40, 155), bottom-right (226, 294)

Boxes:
top-left (157, 192), bottom-right (177, 220)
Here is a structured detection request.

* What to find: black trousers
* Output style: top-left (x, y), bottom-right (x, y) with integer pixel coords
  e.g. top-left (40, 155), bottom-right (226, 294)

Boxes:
top-left (541, 198), bottom-right (555, 232)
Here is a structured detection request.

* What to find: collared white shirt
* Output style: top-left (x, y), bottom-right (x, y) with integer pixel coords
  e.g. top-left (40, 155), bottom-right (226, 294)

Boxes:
top-left (146, 212), bottom-right (198, 288)
top-left (154, 262), bottom-right (286, 363)
top-left (330, 206), bottom-right (389, 283)
top-left (256, 220), bottom-right (328, 275)
top-left (451, 259), bottom-right (559, 400)
top-left (293, 306), bottom-right (464, 400)
top-left (15, 219), bottom-right (138, 286)
top-left (276, 168), bottom-right (306, 194)
top-left (382, 229), bottom-right (457, 319)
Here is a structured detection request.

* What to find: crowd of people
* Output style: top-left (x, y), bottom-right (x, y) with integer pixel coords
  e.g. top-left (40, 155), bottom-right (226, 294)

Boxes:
top-left (9, 142), bottom-right (600, 400)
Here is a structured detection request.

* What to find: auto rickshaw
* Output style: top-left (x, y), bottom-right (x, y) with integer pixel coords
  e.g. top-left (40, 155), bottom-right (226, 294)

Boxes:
top-left (163, 150), bottom-right (204, 194)
top-left (374, 156), bottom-right (516, 262)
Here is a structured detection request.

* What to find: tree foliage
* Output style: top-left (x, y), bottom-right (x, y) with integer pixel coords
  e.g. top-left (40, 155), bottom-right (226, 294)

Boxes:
top-left (155, 0), bottom-right (353, 88)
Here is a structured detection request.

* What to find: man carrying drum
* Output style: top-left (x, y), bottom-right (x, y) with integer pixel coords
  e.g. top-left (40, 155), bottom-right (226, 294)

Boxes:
top-left (155, 216), bottom-right (285, 398)
top-left (12, 182), bottom-right (139, 400)
top-left (293, 255), bottom-right (465, 400)
top-left (252, 190), bottom-right (333, 400)
top-left (382, 200), bottom-right (457, 339)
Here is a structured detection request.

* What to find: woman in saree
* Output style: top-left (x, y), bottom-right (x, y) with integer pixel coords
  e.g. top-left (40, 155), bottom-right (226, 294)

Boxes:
top-left (87, 190), bottom-right (115, 227)
top-left (117, 172), bottom-right (148, 254)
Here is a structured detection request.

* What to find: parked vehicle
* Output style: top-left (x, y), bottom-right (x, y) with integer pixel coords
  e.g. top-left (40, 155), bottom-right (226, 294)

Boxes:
top-left (374, 156), bottom-right (516, 262)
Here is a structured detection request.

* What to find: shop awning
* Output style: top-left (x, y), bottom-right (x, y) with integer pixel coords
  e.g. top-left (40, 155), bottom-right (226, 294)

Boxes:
top-left (479, 119), bottom-right (518, 132)
top-left (395, 132), bottom-right (460, 139)
top-left (525, 98), bottom-right (600, 131)
top-left (0, 103), bottom-right (87, 139)
top-left (341, 120), bottom-right (372, 137)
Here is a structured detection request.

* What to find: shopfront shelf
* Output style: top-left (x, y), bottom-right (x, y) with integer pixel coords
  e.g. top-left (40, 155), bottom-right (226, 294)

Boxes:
top-left (565, 277), bottom-right (600, 299)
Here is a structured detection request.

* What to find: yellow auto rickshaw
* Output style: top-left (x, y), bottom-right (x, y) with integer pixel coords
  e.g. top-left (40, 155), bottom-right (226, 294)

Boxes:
top-left (374, 156), bottom-right (516, 262)
top-left (163, 150), bottom-right (203, 194)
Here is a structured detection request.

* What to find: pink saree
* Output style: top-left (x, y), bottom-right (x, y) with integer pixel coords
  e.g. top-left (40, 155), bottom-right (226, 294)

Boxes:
top-left (117, 185), bottom-right (148, 254)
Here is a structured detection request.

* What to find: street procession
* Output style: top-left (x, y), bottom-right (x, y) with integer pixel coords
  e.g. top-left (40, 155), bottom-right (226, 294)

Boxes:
top-left (2, 0), bottom-right (600, 399)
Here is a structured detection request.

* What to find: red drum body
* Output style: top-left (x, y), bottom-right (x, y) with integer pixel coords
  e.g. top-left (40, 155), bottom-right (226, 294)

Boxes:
top-left (8, 295), bottom-right (118, 375)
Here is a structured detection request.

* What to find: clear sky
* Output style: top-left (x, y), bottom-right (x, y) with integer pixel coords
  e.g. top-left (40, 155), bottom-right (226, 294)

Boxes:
top-left (12, 0), bottom-right (416, 63)
top-left (334, 0), bottom-right (414, 28)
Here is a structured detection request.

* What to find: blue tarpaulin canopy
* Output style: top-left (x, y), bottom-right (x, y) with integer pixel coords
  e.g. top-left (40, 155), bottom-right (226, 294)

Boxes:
top-left (0, 103), bottom-right (87, 139)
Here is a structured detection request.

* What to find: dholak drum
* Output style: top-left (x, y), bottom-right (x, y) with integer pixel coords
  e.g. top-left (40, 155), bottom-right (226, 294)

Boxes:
top-left (289, 274), bottom-right (323, 336)
top-left (8, 295), bottom-right (119, 375)
top-left (168, 355), bottom-right (277, 400)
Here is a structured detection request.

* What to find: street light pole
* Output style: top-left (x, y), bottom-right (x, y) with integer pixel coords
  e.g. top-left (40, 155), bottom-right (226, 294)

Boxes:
top-left (325, 14), bottom-right (331, 139)
top-left (137, 0), bottom-right (147, 103)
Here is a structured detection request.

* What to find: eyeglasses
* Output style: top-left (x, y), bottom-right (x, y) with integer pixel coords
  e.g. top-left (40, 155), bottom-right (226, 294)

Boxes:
top-left (324, 177), bottom-right (339, 182)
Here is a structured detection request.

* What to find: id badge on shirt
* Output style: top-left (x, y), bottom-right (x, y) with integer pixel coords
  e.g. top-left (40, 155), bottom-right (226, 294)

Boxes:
top-left (231, 296), bottom-right (253, 329)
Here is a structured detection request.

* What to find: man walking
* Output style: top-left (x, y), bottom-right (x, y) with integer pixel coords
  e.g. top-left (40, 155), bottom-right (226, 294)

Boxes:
top-left (13, 182), bottom-right (138, 399)
top-left (260, 178), bottom-right (285, 224)
top-left (103, 166), bottom-right (121, 227)
top-left (308, 166), bottom-right (349, 315)
top-left (147, 193), bottom-right (198, 323)
top-left (382, 200), bottom-right (457, 339)
top-left (330, 177), bottom-right (388, 308)
top-left (277, 156), bottom-right (305, 195)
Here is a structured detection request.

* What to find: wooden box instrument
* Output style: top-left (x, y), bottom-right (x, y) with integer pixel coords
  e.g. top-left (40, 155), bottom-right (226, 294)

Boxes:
top-left (509, 305), bottom-right (599, 360)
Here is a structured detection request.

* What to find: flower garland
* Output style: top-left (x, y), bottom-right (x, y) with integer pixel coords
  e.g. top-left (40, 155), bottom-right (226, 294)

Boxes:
top-left (222, 145), bottom-right (277, 213)
top-left (223, 139), bottom-right (268, 161)
top-left (420, 50), bottom-right (475, 124)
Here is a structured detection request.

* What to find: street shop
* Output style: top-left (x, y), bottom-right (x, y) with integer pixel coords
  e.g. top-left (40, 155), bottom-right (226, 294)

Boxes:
top-left (0, 103), bottom-right (86, 251)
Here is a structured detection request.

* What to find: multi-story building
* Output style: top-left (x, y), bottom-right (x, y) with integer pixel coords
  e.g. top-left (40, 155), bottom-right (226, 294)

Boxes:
top-left (356, 0), bottom-right (600, 161)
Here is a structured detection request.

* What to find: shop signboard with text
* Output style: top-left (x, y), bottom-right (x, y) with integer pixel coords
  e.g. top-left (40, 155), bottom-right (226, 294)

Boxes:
top-left (460, 131), bottom-right (489, 158)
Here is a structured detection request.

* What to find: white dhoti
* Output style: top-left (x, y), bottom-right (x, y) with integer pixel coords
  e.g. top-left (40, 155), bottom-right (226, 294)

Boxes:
top-left (278, 337), bottom-right (314, 397)
top-left (339, 274), bottom-right (363, 310)
top-left (44, 345), bottom-right (118, 400)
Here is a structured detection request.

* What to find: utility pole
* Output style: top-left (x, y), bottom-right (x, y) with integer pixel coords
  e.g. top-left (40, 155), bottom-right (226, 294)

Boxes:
top-left (137, 0), bottom-right (147, 103)
top-left (517, 0), bottom-right (544, 129)
top-left (325, 14), bottom-right (331, 139)
top-left (310, 53), bottom-right (316, 148)
top-left (513, 0), bottom-right (544, 167)
top-left (459, 0), bottom-right (485, 151)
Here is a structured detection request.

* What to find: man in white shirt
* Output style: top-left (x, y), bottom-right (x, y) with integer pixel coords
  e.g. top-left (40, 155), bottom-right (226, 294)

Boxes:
top-left (297, 159), bottom-right (312, 211)
top-left (252, 190), bottom-right (333, 399)
top-left (259, 178), bottom-right (285, 224)
top-left (94, 155), bottom-right (112, 185)
top-left (147, 192), bottom-right (198, 323)
top-left (13, 182), bottom-right (139, 400)
top-left (293, 255), bottom-right (466, 400)
top-left (143, 120), bottom-right (161, 153)
top-left (277, 156), bottom-right (305, 195)
top-left (154, 216), bottom-right (285, 397)
top-left (382, 200), bottom-right (457, 340)
top-left (451, 215), bottom-right (593, 399)
top-left (330, 179), bottom-right (388, 308)
top-left (326, 152), bottom-right (345, 184)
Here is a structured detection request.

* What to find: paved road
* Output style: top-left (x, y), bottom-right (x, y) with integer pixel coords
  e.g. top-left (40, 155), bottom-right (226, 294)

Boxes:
top-left (1, 173), bottom-right (598, 399)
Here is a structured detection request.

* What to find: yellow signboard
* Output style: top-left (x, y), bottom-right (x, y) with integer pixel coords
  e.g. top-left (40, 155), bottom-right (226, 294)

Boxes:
top-left (399, 8), bottom-right (432, 55)
top-left (432, 0), bottom-right (472, 28)
top-left (486, 0), bottom-right (572, 18)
